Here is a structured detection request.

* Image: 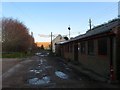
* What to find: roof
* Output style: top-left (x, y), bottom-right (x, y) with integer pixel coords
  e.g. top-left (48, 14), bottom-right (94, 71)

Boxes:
top-left (81, 18), bottom-right (120, 38)
top-left (56, 18), bottom-right (120, 45)
top-left (55, 40), bottom-right (69, 45)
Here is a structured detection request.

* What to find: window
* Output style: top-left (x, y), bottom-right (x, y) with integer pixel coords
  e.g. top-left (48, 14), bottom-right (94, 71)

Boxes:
top-left (88, 40), bottom-right (94, 55)
top-left (81, 42), bottom-right (86, 54)
top-left (98, 38), bottom-right (107, 55)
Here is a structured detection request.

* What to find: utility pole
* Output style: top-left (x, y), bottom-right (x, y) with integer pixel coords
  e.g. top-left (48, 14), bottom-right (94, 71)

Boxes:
top-left (29, 32), bottom-right (33, 53)
top-left (31, 32), bottom-right (33, 37)
top-left (51, 32), bottom-right (52, 52)
top-left (89, 18), bottom-right (92, 30)
top-left (68, 25), bottom-right (71, 39)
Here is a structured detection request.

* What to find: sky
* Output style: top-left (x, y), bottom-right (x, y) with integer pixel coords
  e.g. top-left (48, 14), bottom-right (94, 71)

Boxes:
top-left (2, 2), bottom-right (118, 42)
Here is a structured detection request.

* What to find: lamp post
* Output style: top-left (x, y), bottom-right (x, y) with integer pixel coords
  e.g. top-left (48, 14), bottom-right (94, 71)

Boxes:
top-left (68, 25), bottom-right (71, 39)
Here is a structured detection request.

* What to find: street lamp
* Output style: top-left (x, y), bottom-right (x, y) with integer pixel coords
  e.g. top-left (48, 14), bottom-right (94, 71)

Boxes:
top-left (68, 25), bottom-right (71, 39)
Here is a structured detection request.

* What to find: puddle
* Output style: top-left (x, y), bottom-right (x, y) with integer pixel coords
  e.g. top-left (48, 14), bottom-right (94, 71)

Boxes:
top-left (35, 52), bottom-right (49, 57)
top-left (42, 76), bottom-right (50, 83)
top-left (55, 71), bottom-right (68, 79)
top-left (35, 70), bottom-right (42, 74)
top-left (29, 69), bottom-right (42, 74)
top-left (35, 71), bottom-right (41, 74)
top-left (65, 67), bottom-right (71, 70)
top-left (40, 59), bottom-right (43, 64)
top-left (39, 60), bottom-right (48, 67)
top-left (39, 59), bottom-right (47, 64)
top-left (35, 53), bottom-right (41, 55)
top-left (40, 55), bottom-right (45, 57)
top-left (38, 65), bottom-right (41, 68)
top-left (28, 76), bottom-right (50, 85)
top-left (45, 66), bottom-right (52, 69)
top-left (38, 63), bottom-right (41, 66)
top-left (29, 69), bottom-right (35, 72)
top-left (38, 63), bottom-right (42, 68)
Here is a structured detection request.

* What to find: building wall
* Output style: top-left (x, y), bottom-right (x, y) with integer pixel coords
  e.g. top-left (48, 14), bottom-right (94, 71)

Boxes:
top-left (112, 37), bottom-right (117, 80)
top-left (59, 43), bottom-right (74, 61)
top-left (52, 35), bottom-right (65, 53)
top-left (58, 36), bottom-right (117, 78)
top-left (116, 25), bottom-right (120, 80)
top-left (55, 44), bottom-right (61, 56)
top-left (108, 26), bottom-right (120, 80)
top-left (69, 42), bottom-right (74, 61)
top-left (78, 37), bottom-right (110, 78)
top-left (63, 44), bottom-right (71, 61)
top-left (55, 32), bottom-right (118, 80)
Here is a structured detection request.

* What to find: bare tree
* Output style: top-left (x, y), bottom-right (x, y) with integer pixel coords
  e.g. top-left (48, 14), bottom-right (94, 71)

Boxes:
top-left (2, 17), bottom-right (36, 52)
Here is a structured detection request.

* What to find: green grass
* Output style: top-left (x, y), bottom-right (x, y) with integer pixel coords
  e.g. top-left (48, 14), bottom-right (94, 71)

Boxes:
top-left (1, 52), bottom-right (34, 58)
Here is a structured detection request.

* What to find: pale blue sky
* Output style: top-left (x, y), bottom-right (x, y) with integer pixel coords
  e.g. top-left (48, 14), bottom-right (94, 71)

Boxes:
top-left (2, 2), bottom-right (118, 42)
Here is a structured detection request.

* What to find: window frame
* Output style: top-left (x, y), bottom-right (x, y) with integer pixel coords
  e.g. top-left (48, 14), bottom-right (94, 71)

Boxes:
top-left (98, 37), bottom-right (108, 56)
top-left (80, 41), bottom-right (86, 54)
top-left (88, 40), bottom-right (94, 55)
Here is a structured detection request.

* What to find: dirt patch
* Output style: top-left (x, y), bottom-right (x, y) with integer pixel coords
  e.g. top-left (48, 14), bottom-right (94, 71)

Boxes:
top-left (2, 58), bottom-right (23, 74)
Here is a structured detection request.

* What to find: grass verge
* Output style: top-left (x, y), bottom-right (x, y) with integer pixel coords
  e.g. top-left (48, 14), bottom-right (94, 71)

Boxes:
top-left (1, 52), bottom-right (34, 58)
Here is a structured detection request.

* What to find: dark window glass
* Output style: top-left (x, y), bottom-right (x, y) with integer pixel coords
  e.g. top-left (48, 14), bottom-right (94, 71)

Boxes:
top-left (88, 40), bottom-right (94, 55)
top-left (81, 42), bottom-right (86, 54)
top-left (98, 38), bottom-right (107, 55)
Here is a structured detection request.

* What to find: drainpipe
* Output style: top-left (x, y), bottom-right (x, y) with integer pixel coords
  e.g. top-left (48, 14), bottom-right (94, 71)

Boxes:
top-left (109, 36), bottom-right (115, 82)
